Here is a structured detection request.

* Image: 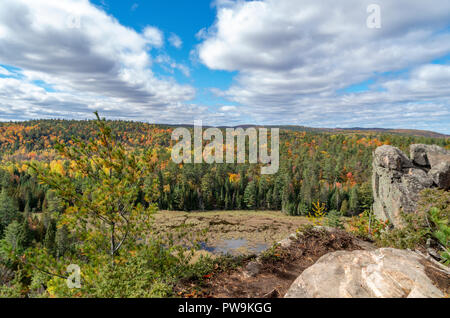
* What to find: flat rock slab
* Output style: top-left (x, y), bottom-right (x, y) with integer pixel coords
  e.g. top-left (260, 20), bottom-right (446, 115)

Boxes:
top-left (285, 248), bottom-right (450, 298)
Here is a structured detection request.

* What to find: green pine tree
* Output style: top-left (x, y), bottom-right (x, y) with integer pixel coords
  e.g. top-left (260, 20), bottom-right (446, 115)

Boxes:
top-left (244, 181), bottom-right (257, 210)
top-left (340, 199), bottom-right (349, 216)
top-left (1, 221), bottom-right (23, 253)
top-left (18, 214), bottom-right (33, 250)
top-left (0, 188), bottom-right (19, 235)
top-left (349, 186), bottom-right (359, 215)
top-left (44, 220), bottom-right (57, 255)
top-left (55, 225), bottom-right (70, 258)
top-left (358, 182), bottom-right (373, 212)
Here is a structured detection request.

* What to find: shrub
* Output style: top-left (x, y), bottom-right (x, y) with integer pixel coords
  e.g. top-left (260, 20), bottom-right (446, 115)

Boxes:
top-left (417, 188), bottom-right (450, 217)
top-left (325, 210), bottom-right (344, 229)
top-left (0, 269), bottom-right (25, 298)
top-left (377, 212), bottom-right (430, 249)
top-left (347, 211), bottom-right (389, 241)
top-left (376, 189), bottom-right (449, 265)
top-left (260, 244), bottom-right (284, 262)
top-left (428, 207), bottom-right (449, 265)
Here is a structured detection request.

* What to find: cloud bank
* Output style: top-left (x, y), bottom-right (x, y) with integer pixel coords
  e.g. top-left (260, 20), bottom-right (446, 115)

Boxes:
top-left (198, 0), bottom-right (450, 133)
top-left (0, 0), bottom-right (196, 122)
top-left (0, 0), bottom-right (449, 133)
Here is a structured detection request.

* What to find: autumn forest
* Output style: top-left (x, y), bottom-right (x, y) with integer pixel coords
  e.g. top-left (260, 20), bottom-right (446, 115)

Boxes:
top-left (0, 117), bottom-right (448, 297)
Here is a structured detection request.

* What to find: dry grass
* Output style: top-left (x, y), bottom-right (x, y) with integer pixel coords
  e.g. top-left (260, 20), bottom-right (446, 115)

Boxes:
top-left (153, 210), bottom-right (311, 255)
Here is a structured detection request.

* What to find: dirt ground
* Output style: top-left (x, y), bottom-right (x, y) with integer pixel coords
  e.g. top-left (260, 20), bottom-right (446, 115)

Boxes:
top-left (177, 228), bottom-right (368, 298)
top-left (420, 258), bottom-right (450, 295)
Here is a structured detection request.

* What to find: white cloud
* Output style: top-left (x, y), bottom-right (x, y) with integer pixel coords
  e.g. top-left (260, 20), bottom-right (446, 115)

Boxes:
top-left (0, 76), bottom-right (213, 124)
top-left (382, 64), bottom-right (450, 96)
top-left (168, 33), bottom-right (183, 49)
top-left (195, 28), bottom-right (208, 40)
top-left (219, 105), bottom-right (237, 111)
top-left (198, 0), bottom-right (450, 132)
top-left (143, 26), bottom-right (164, 48)
top-left (0, 0), bottom-right (194, 120)
top-left (155, 54), bottom-right (191, 77)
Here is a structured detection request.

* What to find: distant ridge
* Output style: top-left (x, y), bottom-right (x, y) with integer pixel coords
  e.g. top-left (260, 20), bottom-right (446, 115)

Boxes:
top-left (0, 119), bottom-right (448, 139)
top-left (214, 125), bottom-right (449, 139)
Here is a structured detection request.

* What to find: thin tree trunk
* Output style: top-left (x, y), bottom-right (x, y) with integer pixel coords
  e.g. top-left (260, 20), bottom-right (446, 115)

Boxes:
top-left (110, 222), bottom-right (115, 266)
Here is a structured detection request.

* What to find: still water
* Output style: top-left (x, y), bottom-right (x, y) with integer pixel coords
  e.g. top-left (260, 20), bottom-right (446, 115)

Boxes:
top-left (200, 238), bottom-right (268, 255)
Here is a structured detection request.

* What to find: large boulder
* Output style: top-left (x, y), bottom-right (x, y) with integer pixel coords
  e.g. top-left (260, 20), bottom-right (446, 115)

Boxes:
top-left (372, 144), bottom-right (449, 227)
top-left (410, 144), bottom-right (450, 168)
top-left (285, 248), bottom-right (450, 298)
top-left (372, 146), bottom-right (431, 227)
top-left (374, 145), bottom-right (413, 171)
top-left (429, 162), bottom-right (450, 190)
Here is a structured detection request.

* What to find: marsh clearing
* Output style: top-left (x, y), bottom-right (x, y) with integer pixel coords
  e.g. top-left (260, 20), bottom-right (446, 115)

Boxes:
top-left (153, 210), bottom-right (311, 256)
top-left (157, 211), bottom-right (374, 298)
top-left (176, 227), bottom-right (369, 298)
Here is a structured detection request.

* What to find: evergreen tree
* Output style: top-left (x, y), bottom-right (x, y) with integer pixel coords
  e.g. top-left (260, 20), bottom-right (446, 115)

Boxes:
top-left (45, 190), bottom-right (64, 214)
top-left (55, 225), bottom-right (70, 258)
top-left (44, 220), bottom-right (56, 255)
top-left (349, 186), bottom-right (359, 215)
top-left (31, 112), bottom-right (158, 264)
top-left (244, 181), bottom-right (257, 210)
top-left (18, 215), bottom-right (33, 250)
top-left (300, 173), bottom-right (313, 207)
top-left (358, 182), bottom-right (373, 212)
top-left (329, 188), bottom-right (341, 211)
top-left (0, 188), bottom-right (19, 235)
top-left (340, 199), bottom-right (349, 215)
top-left (224, 193), bottom-right (230, 210)
top-left (24, 201), bottom-right (31, 214)
top-left (297, 202), bottom-right (309, 216)
top-left (0, 221), bottom-right (23, 252)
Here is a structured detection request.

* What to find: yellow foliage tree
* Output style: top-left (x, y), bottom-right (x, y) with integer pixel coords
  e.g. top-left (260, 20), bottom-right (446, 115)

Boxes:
top-left (307, 200), bottom-right (327, 226)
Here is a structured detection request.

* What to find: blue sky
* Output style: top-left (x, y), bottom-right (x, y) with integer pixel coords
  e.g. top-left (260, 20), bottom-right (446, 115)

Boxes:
top-left (90, 0), bottom-right (237, 110)
top-left (0, 0), bottom-right (449, 133)
top-left (91, 1), bottom-right (234, 86)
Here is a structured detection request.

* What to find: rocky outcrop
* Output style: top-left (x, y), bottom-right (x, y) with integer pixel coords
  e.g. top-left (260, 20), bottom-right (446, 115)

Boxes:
top-left (410, 144), bottom-right (450, 168)
top-left (429, 162), bottom-right (450, 190)
top-left (284, 248), bottom-right (450, 298)
top-left (372, 144), bottom-right (450, 227)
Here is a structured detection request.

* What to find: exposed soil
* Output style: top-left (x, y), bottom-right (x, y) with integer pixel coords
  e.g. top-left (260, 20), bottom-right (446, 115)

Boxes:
top-left (420, 259), bottom-right (450, 295)
top-left (177, 228), bottom-right (369, 298)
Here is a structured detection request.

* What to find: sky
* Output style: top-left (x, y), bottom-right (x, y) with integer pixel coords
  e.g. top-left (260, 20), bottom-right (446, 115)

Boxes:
top-left (0, 0), bottom-right (450, 133)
